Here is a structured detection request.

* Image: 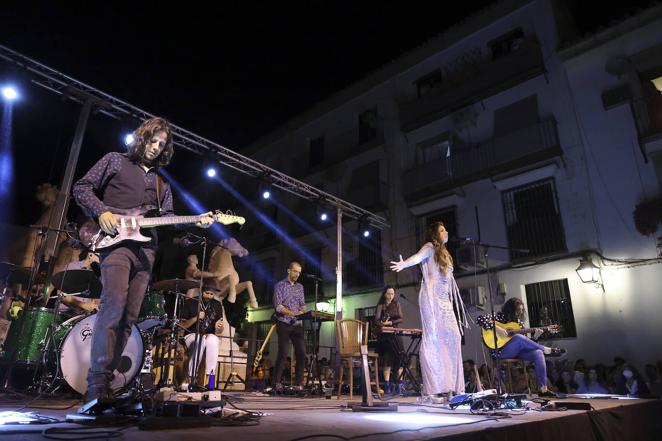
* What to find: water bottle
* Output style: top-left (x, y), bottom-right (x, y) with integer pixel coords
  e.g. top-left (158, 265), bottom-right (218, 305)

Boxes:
top-left (208, 369), bottom-right (215, 390)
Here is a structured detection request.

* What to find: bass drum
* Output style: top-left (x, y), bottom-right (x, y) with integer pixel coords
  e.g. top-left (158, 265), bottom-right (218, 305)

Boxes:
top-left (53, 313), bottom-right (144, 395)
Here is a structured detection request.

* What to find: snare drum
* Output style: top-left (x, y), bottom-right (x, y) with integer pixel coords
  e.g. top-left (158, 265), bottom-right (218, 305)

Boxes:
top-left (52, 313), bottom-right (144, 394)
top-left (2, 307), bottom-right (62, 364)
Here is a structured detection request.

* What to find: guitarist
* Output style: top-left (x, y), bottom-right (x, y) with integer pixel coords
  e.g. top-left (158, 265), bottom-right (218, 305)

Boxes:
top-left (477, 297), bottom-right (564, 397)
top-left (72, 117), bottom-right (214, 405)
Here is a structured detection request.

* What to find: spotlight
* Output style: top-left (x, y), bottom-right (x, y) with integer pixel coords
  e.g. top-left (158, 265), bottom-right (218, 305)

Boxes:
top-left (206, 167), bottom-right (217, 178)
top-left (1, 86), bottom-right (18, 101)
top-left (124, 133), bottom-right (135, 146)
top-left (262, 190), bottom-right (271, 200)
top-left (320, 212), bottom-right (328, 221)
top-left (363, 229), bottom-right (370, 238)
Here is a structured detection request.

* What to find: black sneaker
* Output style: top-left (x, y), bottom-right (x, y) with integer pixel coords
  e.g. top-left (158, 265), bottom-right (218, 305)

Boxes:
top-left (538, 389), bottom-right (558, 398)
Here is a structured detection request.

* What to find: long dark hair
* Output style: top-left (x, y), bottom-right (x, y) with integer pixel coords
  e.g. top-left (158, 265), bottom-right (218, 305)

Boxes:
top-left (502, 297), bottom-right (526, 322)
top-left (127, 117), bottom-right (174, 167)
top-left (426, 221), bottom-right (453, 274)
top-left (377, 285), bottom-right (398, 305)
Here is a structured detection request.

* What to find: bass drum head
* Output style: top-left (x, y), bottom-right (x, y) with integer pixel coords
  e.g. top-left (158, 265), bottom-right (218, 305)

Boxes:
top-left (58, 314), bottom-right (143, 395)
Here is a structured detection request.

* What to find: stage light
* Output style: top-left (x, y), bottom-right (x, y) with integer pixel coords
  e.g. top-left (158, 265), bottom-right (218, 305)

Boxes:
top-left (1, 86), bottom-right (18, 101)
top-left (363, 229), bottom-right (370, 238)
top-left (262, 190), bottom-right (271, 199)
top-left (320, 212), bottom-right (328, 221)
top-left (124, 133), bottom-right (135, 146)
top-left (206, 167), bottom-right (217, 178)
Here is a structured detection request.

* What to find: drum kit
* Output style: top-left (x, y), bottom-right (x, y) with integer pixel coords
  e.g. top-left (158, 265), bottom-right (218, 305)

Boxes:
top-left (1, 261), bottom-right (204, 396)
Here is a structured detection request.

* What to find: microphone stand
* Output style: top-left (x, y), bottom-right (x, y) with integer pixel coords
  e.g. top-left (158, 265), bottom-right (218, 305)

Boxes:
top-left (187, 233), bottom-right (210, 391)
top-left (471, 206), bottom-right (529, 400)
top-left (305, 275), bottom-right (324, 393)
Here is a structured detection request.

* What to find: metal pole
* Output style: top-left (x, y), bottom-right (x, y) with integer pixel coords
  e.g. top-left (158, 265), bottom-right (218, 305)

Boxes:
top-left (44, 99), bottom-right (93, 261)
top-left (335, 207), bottom-right (343, 321)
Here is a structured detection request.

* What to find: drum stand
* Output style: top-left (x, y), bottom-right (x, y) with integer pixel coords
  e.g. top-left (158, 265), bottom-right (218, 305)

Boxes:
top-left (0, 225), bottom-right (71, 392)
top-left (158, 287), bottom-right (185, 389)
top-left (221, 325), bottom-right (245, 391)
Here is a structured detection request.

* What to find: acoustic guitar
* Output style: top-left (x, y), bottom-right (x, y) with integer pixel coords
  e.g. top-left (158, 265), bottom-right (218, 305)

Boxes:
top-left (482, 321), bottom-right (561, 349)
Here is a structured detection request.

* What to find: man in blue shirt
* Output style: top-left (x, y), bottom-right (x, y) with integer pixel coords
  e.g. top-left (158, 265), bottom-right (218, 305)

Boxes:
top-left (272, 261), bottom-right (307, 392)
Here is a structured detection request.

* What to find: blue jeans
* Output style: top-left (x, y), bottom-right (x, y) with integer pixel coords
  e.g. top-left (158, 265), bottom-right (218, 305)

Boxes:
top-left (87, 245), bottom-right (155, 389)
top-left (499, 334), bottom-right (547, 388)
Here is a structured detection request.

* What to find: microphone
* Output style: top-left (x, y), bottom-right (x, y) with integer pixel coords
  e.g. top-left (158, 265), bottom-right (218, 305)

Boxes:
top-left (173, 233), bottom-right (196, 247)
top-left (301, 273), bottom-right (323, 281)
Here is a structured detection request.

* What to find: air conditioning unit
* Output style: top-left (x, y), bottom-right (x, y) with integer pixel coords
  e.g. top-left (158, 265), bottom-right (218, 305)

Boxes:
top-left (456, 243), bottom-right (487, 268)
top-left (459, 285), bottom-right (487, 310)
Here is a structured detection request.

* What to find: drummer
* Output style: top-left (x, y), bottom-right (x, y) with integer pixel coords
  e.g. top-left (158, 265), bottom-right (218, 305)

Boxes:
top-left (54, 248), bottom-right (101, 315)
top-left (180, 278), bottom-right (224, 386)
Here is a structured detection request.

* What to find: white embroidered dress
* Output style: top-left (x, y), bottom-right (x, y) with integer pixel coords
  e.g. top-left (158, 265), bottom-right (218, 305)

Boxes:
top-left (414, 243), bottom-right (468, 395)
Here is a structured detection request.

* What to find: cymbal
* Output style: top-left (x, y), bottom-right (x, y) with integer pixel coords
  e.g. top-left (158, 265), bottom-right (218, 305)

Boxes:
top-left (152, 278), bottom-right (200, 292)
top-left (52, 270), bottom-right (102, 298)
top-left (0, 262), bottom-right (46, 285)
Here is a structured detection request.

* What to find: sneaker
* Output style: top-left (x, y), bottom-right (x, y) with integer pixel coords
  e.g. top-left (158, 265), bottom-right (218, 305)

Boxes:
top-left (538, 389), bottom-right (558, 398)
top-left (274, 383), bottom-right (284, 393)
top-left (383, 381), bottom-right (392, 395)
top-left (546, 348), bottom-right (566, 358)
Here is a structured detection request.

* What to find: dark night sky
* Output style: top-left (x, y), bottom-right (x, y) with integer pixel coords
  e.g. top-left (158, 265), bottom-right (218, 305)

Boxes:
top-left (0, 0), bottom-right (654, 227)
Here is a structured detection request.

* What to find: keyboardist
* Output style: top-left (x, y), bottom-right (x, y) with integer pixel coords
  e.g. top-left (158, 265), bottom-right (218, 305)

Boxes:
top-left (272, 261), bottom-right (308, 393)
top-left (374, 285), bottom-right (405, 395)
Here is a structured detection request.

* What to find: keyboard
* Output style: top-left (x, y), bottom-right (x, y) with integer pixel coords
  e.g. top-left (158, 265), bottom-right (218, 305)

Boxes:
top-left (380, 327), bottom-right (423, 336)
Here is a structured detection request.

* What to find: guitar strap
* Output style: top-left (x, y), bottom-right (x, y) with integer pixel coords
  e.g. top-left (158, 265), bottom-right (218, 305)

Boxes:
top-left (155, 171), bottom-right (165, 215)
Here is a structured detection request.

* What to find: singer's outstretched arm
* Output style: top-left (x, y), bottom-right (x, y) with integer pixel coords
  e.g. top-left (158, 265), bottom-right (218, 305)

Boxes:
top-left (390, 243), bottom-right (433, 272)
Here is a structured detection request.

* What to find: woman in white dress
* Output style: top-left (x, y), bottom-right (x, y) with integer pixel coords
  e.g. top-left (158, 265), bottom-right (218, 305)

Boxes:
top-left (390, 222), bottom-right (468, 398)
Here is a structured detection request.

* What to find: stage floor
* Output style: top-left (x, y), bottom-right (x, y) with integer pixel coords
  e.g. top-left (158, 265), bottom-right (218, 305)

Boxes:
top-left (0, 392), bottom-right (660, 440)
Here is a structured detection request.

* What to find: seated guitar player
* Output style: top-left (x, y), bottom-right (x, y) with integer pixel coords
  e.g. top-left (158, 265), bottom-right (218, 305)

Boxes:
top-left (477, 297), bottom-right (565, 397)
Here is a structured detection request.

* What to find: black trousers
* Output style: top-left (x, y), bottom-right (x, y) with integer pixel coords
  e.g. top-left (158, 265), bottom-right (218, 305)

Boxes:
top-left (273, 320), bottom-right (306, 385)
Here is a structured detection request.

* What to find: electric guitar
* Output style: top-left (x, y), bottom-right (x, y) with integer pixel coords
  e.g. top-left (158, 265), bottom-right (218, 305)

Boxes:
top-left (79, 207), bottom-right (245, 251)
top-left (482, 321), bottom-right (561, 349)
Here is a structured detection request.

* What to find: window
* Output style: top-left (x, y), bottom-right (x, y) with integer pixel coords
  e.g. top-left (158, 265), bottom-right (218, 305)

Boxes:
top-left (356, 306), bottom-right (378, 348)
top-left (347, 229), bottom-right (383, 289)
top-left (358, 108), bottom-right (378, 145)
top-left (414, 69), bottom-right (442, 97)
top-left (525, 279), bottom-right (577, 338)
top-left (493, 95), bottom-right (539, 137)
top-left (489, 28), bottom-right (524, 60)
top-left (420, 140), bottom-right (451, 164)
top-left (502, 179), bottom-right (566, 259)
top-left (309, 136), bottom-right (325, 168)
top-left (256, 320), bottom-right (274, 342)
top-left (358, 230), bottom-right (383, 286)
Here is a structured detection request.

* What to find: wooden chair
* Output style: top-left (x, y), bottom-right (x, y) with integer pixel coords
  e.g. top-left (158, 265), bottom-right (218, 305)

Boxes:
top-left (494, 358), bottom-right (531, 394)
top-left (336, 319), bottom-right (379, 400)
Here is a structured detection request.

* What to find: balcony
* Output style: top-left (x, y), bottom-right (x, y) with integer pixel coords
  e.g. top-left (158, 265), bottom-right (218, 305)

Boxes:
top-left (402, 118), bottom-right (562, 204)
top-left (400, 37), bottom-right (546, 132)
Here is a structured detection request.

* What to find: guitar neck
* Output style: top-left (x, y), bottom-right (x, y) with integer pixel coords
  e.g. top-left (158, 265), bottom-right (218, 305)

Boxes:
top-left (511, 326), bottom-right (546, 335)
top-left (138, 215), bottom-right (203, 228)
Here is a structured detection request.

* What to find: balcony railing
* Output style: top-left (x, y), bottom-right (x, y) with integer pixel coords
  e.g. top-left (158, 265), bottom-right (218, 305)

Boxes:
top-left (402, 118), bottom-right (561, 204)
top-left (400, 37), bottom-right (546, 132)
